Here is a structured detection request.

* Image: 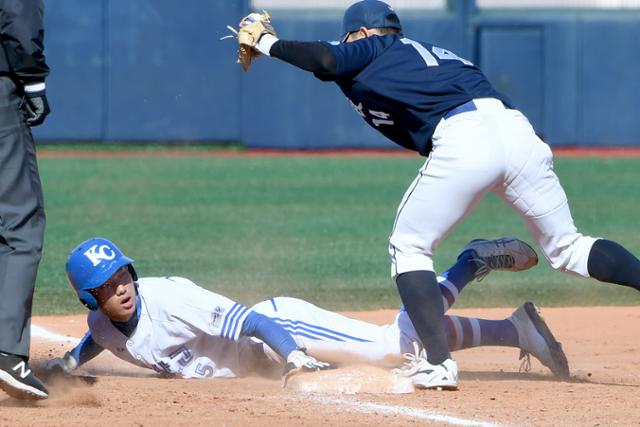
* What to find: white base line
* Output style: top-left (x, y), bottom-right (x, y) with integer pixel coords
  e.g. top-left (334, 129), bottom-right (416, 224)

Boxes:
top-left (31, 325), bottom-right (508, 427)
top-left (302, 394), bottom-right (508, 427)
top-left (31, 324), bottom-right (80, 345)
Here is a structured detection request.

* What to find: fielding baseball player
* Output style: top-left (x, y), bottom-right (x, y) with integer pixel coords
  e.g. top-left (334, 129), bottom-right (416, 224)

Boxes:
top-left (45, 237), bottom-right (569, 387)
top-left (230, 0), bottom-right (640, 390)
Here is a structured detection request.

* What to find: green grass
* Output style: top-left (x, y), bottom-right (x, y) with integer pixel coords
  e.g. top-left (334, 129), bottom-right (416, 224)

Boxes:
top-left (38, 142), bottom-right (245, 153)
top-left (33, 155), bottom-right (640, 315)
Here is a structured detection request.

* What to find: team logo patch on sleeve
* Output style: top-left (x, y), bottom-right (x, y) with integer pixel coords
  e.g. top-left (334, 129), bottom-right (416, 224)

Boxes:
top-left (212, 306), bottom-right (226, 329)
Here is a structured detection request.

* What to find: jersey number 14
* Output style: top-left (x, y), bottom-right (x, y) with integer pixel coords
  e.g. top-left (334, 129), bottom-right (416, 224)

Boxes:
top-left (401, 38), bottom-right (474, 67)
top-left (349, 99), bottom-right (394, 127)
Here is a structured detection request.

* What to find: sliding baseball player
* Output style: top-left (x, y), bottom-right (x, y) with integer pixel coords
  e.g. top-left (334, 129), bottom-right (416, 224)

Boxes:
top-left (45, 237), bottom-right (569, 386)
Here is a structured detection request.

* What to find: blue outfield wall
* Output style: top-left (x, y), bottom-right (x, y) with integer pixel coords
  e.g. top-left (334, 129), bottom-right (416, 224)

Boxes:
top-left (36, 0), bottom-right (244, 142)
top-left (471, 11), bottom-right (640, 146)
top-left (34, 1), bottom-right (640, 147)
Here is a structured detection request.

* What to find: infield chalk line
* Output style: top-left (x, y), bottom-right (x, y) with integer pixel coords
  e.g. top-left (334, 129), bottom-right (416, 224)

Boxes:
top-left (31, 324), bottom-right (80, 345)
top-left (304, 395), bottom-right (506, 427)
top-left (31, 325), bottom-right (508, 427)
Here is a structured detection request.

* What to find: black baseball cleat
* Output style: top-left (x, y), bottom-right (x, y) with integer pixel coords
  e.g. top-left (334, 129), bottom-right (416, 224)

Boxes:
top-left (0, 352), bottom-right (48, 400)
top-left (458, 237), bottom-right (539, 281)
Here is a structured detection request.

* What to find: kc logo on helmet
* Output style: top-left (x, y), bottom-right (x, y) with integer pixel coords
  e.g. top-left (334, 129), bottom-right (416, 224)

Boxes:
top-left (84, 244), bottom-right (116, 266)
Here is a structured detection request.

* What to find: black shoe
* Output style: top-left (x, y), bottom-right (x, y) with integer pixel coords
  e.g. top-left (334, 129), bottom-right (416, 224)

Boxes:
top-left (0, 352), bottom-right (48, 400)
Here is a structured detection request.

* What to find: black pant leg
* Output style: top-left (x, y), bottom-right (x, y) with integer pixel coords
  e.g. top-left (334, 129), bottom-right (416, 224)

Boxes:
top-left (0, 76), bottom-right (46, 357)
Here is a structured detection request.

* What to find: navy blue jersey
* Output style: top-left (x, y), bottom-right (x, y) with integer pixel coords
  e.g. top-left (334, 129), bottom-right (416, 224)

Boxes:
top-left (318, 35), bottom-right (510, 156)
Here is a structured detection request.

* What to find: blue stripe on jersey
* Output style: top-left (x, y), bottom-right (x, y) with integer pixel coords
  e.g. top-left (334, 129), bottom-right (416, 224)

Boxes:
top-left (221, 303), bottom-right (243, 339)
top-left (277, 323), bottom-right (347, 342)
top-left (280, 329), bottom-right (326, 342)
top-left (228, 305), bottom-right (249, 340)
top-left (220, 303), bottom-right (237, 337)
top-left (270, 317), bottom-right (372, 343)
top-left (225, 304), bottom-right (248, 340)
top-left (270, 298), bottom-right (278, 312)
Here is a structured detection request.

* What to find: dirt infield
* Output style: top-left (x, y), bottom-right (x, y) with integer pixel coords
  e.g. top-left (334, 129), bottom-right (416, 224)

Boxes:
top-left (2, 306), bottom-right (639, 427)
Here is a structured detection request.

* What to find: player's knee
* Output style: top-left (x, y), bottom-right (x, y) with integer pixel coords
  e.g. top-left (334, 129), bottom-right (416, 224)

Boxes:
top-left (543, 234), bottom-right (598, 277)
top-left (388, 242), bottom-right (435, 278)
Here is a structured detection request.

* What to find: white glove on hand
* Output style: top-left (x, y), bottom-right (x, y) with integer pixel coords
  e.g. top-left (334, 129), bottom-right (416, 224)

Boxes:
top-left (44, 352), bottom-right (79, 378)
top-left (282, 349), bottom-right (331, 387)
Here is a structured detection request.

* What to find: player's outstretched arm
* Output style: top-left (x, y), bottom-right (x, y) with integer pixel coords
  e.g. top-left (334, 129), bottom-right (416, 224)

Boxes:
top-left (44, 331), bottom-right (104, 377)
top-left (241, 311), bottom-right (297, 359)
top-left (281, 349), bottom-right (331, 387)
top-left (241, 311), bottom-right (331, 385)
top-left (253, 34), bottom-right (377, 80)
top-left (229, 10), bottom-right (370, 77)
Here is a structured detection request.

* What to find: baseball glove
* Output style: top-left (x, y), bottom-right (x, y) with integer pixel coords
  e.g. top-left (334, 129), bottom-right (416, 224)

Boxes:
top-left (43, 352), bottom-right (78, 377)
top-left (42, 353), bottom-right (98, 386)
top-left (221, 11), bottom-right (276, 72)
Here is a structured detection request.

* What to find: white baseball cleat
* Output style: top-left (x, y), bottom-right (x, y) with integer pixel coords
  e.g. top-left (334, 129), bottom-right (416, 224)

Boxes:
top-left (392, 342), bottom-right (458, 390)
top-left (458, 237), bottom-right (539, 281)
top-left (508, 302), bottom-right (570, 380)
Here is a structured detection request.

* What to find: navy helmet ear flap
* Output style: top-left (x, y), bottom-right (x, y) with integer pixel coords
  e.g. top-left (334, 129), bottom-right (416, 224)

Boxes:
top-left (78, 290), bottom-right (99, 311)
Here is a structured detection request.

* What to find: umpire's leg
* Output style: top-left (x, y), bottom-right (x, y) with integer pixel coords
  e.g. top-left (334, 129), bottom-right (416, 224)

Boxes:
top-left (0, 76), bottom-right (46, 358)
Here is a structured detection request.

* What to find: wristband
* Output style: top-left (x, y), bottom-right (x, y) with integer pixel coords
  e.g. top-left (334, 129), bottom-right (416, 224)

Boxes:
top-left (256, 34), bottom-right (279, 56)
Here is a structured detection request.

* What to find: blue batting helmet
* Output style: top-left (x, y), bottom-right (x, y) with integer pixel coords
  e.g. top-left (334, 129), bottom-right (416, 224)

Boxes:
top-left (341, 0), bottom-right (402, 42)
top-left (65, 237), bottom-right (138, 310)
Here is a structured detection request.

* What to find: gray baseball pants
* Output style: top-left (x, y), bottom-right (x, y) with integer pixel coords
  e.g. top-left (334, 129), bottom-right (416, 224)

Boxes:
top-left (0, 76), bottom-right (46, 358)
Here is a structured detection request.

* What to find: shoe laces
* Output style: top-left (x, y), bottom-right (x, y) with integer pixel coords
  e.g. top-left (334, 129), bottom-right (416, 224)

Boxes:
top-left (392, 341), bottom-right (427, 376)
top-left (470, 254), bottom-right (515, 281)
top-left (518, 349), bottom-right (532, 373)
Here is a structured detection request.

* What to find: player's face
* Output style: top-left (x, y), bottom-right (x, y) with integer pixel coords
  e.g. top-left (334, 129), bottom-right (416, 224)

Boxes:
top-left (94, 266), bottom-right (137, 322)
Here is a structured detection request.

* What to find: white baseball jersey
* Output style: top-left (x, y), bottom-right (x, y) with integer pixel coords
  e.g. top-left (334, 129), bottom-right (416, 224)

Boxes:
top-left (86, 279), bottom-right (419, 377)
top-left (87, 276), bottom-right (258, 378)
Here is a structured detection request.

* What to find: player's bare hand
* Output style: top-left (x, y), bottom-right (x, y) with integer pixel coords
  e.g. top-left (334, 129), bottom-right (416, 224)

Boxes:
top-left (282, 349), bottom-right (332, 387)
